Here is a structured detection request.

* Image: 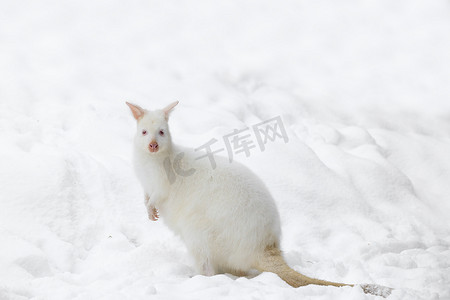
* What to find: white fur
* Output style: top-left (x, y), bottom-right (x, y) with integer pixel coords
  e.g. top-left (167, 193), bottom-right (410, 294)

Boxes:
top-left (126, 103), bottom-right (393, 298)
top-left (129, 103), bottom-right (281, 275)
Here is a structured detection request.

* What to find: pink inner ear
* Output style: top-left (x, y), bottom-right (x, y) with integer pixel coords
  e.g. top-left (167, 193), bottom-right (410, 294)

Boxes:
top-left (163, 101), bottom-right (179, 120)
top-left (126, 102), bottom-right (145, 120)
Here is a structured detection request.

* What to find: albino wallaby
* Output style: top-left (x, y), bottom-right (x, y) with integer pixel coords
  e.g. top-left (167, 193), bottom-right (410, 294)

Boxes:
top-left (126, 101), bottom-right (391, 297)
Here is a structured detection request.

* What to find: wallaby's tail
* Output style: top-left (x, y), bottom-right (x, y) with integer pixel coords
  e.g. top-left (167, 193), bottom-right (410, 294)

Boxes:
top-left (256, 246), bottom-right (351, 288)
top-left (256, 246), bottom-right (392, 297)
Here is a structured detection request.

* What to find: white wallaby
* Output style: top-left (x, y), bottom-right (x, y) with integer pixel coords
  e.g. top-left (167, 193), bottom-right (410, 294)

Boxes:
top-left (126, 101), bottom-right (391, 297)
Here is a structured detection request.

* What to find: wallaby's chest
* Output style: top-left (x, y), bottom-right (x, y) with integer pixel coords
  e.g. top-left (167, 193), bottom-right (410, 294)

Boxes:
top-left (135, 157), bottom-right (170, 193)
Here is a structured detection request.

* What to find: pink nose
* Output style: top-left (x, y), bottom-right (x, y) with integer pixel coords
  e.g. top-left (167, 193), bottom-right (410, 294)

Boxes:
top-left (149, 141), bottom-right (159, 152)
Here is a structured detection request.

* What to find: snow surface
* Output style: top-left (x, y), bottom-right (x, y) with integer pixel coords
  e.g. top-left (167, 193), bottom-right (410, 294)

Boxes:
top-left (1, 0), bottom-right (450, 299)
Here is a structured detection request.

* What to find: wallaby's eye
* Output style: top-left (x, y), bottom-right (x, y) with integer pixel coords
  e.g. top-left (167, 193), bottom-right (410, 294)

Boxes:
top-left (159, 130), bottom-right (165, 136)
top-left (142, 130), bottom-right (147, 136)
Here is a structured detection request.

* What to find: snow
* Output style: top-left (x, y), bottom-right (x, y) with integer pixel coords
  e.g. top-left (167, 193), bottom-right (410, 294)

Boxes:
top-left (1, 0), bottom-right (450, 299)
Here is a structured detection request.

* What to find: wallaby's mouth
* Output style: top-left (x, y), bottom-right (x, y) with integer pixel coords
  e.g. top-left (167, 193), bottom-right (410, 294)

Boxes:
top-left (148, 141), bottom-right (159, 153)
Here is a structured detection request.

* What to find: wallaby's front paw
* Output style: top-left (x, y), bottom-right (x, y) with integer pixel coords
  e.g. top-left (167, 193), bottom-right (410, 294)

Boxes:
top-left (148, 206), bottom-right (159, 221)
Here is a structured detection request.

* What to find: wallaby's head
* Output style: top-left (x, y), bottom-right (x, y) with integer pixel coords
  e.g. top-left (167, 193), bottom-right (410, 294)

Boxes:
top-left (126, 101), bottom-right (178, 155)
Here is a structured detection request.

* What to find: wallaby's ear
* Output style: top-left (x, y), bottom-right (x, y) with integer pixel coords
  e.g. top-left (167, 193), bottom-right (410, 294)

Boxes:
top-left (126, 102), bottom-right (145, 120)
top-left (162, 101), bottom-right (179, 120)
